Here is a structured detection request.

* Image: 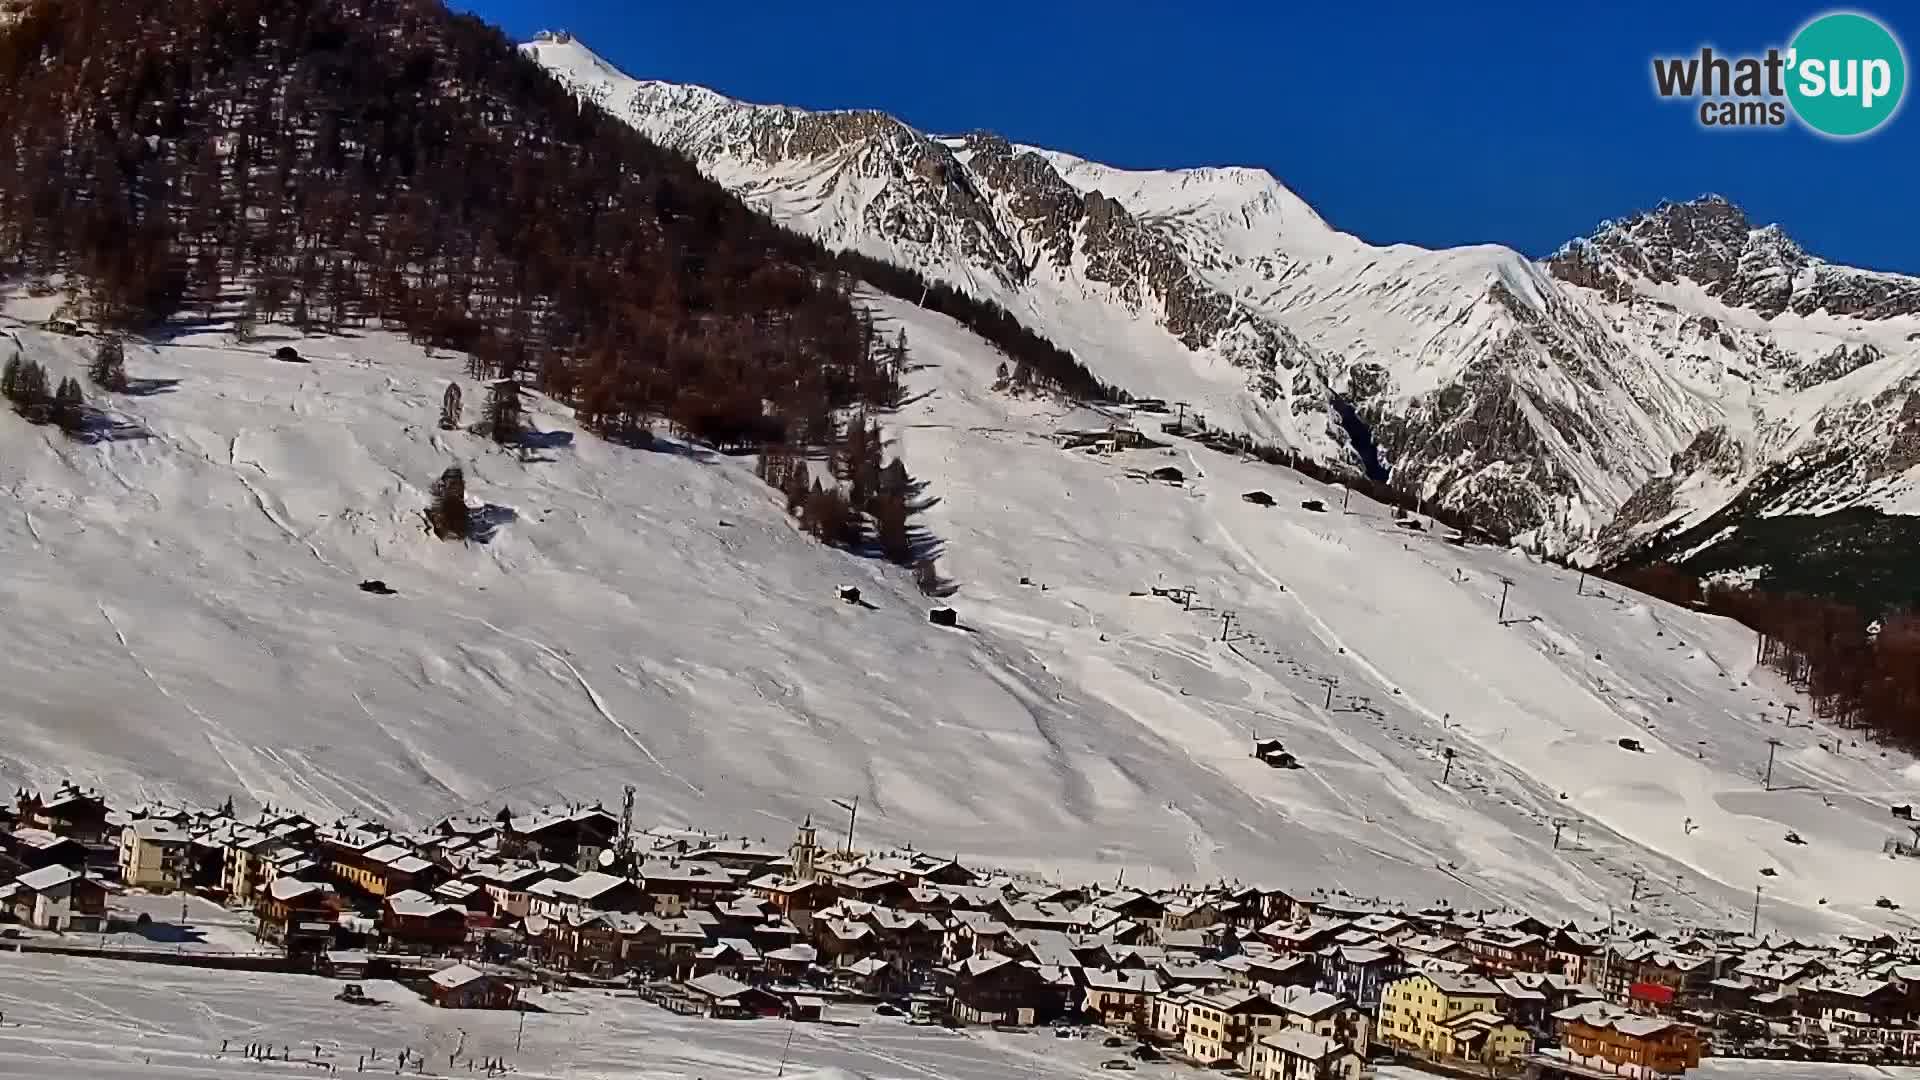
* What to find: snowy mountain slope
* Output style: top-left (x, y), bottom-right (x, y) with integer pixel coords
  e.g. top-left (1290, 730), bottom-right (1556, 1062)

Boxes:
top-left (523, 35), bottom-right (1920, 562)
top-left (6, 286), bottom-right (1920, 937)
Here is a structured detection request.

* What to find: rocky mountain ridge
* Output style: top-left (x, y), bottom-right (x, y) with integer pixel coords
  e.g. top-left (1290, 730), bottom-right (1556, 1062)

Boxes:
top-left (1549, 194), bottom-right (1920, 321)
top-left (524, 33), bottom-right (1920, 573)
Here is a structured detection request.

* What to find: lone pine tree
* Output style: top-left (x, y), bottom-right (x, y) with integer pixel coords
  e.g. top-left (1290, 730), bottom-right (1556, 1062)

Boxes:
top-left (439, 382), bottom-right (463, 431)
top-left (88, 336), bottom-right (128, 392)
top-left (482, 379), bottom-right (522, 445)
top-left (426, 465), bottom-right (469, 540)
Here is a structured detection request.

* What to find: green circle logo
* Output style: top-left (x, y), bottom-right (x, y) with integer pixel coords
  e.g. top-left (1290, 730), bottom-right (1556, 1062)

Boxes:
top-left (1786, 12), bottom-right (1907, 137)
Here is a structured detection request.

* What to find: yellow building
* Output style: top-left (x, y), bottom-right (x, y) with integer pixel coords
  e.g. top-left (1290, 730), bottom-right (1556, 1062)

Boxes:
top-left (117, 819), bottom-right (190, 891)
top-left (1377, 971), bottom-right (1533, 1065)
top-left (1184, 988), bottom-right (1287, 1070)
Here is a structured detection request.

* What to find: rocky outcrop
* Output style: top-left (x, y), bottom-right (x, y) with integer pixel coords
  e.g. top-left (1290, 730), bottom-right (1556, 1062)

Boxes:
top-left (1551, 195), bottom-right (1920, 320)
top-left (1594, 426), bottom-right (1746, 556)
top-left (1881, 393), bottom-right (1920, 482)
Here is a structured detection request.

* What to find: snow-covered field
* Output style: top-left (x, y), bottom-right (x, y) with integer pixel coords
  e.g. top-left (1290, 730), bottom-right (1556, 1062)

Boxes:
top-left (0, 951), bottom-right (1130, 1079)
top-left (4, 287), bottom-right (1920, 936)
top-left (11, 892), bottom-right (271, 957)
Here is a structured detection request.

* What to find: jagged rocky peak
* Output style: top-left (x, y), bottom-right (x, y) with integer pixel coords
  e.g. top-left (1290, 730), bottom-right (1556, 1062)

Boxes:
top-left (1551, 194), bottom-right (1775, 301)
top-left (1551, 193), bottom-right (1920, 320)
top-left (954, 132), bottom-right (1083, 267)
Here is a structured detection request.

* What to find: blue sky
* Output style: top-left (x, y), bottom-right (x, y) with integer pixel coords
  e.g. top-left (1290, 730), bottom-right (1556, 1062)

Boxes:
top-left (463, 1), bottom-right (1917, 273)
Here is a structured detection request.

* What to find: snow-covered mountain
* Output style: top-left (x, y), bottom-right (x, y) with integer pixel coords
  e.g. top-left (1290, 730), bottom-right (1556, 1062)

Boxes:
top-left (6, 284), bottom-right (1920, 937)
top-left (524, 34), bottom-right (1920, 571)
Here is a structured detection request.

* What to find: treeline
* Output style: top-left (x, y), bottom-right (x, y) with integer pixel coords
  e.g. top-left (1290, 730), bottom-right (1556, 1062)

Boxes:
top-left (833, 249), bottom-right (1125, 403)
top-left (1608, 563), bottom-right (1920, 754)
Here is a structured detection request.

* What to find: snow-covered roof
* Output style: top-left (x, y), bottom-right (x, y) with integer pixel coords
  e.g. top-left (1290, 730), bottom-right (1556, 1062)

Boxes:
top-left (1419, 971), bottom-right (1504, 996)
top-left (1553, 1000), bottom-right (1681, 1038)
top-left (1259, 1028), bottom-right (1348, 1061)
top-left (8, 827), bottom-right (72, 850)
top-left (126, 818), bottom-right (189, 843)
top-left (1084, 968), bottom-right (1161, 994)
top-left (1190, 987), bottom-right (1273, 1013)
top-left (637, 859), bottom-right (734, 886)
top-left (14, 864), bottom-right (82, 892)
top-left (551, 871), bottom-right (632, 900)
top-left (685, 973), bottom-right (751, 1001)
top-left (429, 963), bottom-right (488, 989)
top-left (956, 952), bottom-right (1017, 977)
top-left (1271, 986), bottom-right (1348, 1017)
top-left (387, 889), bottom-right (463, 918)
top-left (268, 877), bottom-right (323, 902)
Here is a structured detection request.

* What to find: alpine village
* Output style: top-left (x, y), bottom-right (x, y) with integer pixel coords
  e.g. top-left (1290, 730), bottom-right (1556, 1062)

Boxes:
top-left (6, 779), bottom-right (1920, 1080)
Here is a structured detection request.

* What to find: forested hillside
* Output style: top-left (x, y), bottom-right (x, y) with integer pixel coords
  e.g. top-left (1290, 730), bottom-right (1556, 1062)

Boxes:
top-left (0, 0), bottom-right (896, 451)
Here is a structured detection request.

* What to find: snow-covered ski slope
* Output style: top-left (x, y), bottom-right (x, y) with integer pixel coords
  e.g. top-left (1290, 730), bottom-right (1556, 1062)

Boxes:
top-left (2, 290), bottom-right (1918, 937)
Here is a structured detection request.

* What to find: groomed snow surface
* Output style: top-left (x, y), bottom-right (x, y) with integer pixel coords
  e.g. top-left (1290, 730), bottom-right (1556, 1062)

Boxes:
top-left (0, 953), bottom-right (1914, 1080)
top-left (4, 290), bottom-right (1920, 939)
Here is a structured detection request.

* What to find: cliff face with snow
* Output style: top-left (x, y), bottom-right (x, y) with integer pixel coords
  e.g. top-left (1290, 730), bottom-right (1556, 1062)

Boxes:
top-left (524, 34), bottom-right (1920, 565)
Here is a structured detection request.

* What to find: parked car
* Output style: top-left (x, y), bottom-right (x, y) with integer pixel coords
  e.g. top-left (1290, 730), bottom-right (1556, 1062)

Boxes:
top-left (1100, 1061), bottom-right (1135, 1071)
top-left (1104, 1036), bottom-right (1127, 1048)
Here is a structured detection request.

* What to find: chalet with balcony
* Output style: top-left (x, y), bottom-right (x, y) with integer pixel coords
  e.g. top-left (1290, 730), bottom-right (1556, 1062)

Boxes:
top-left (254, 877), bottom-right (340, 959)
top-left (1319, 945), bottom-right (1398, 1009)
top-left (1253, 1029), bottom-right (1363, 1080)
top-left (16, 783), bottom-right (112, 845)
top-left (1463, 928), bottom-right (1549, 973)
top-left (637, 859), bottom-right (738, 915)
top-left (1083, 967), bottom-right (1162, 1031)
top-left (382, 889), bottom-right (470, 952)
top-left (943, 952), bottom-right (1063, 1026)
top-left (1553, 1001), bottom-right (1701, 1078)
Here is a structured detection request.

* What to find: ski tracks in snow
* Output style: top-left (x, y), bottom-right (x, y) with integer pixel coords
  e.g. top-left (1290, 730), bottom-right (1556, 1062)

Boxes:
top-left (467, 616), bottom-right (705, 797)
top-left (229, 432), bottom-right (337, 571)
top-left (95, 602), bottom-right (258, 799)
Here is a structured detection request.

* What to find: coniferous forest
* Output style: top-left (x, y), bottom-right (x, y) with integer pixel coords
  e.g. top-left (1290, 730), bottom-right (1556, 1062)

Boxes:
top-left (1608, 564), bottom-right (1920, 756)
top-left (0, 0), bottom-right (882, 441)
